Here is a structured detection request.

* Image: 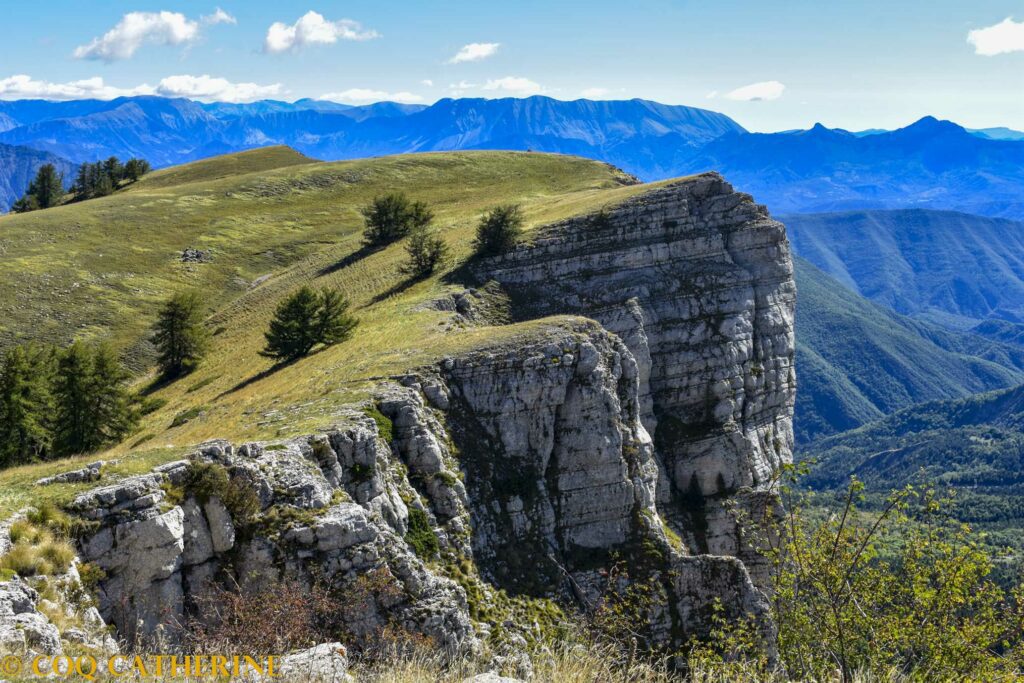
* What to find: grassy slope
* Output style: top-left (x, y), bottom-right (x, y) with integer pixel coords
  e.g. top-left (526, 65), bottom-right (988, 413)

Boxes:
top-left (0, 147), bottom-right (663, 514)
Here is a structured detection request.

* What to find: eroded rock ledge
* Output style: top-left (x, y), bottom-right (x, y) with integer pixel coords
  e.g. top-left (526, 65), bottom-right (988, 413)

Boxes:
top-left (66, 322), bottom-right (776, 668)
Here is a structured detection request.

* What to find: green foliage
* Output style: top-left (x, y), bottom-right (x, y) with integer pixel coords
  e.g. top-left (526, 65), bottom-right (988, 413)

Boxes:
top-left (404, 506), bottom-right (440, 559)
top-left (364, 405), bottom-right (394, 443)
top-left (401, 224), bottom-right (450, 278)
top-left (361, 193), bottom-right (434, 247)
top-left (72, 156), bottom-right (149, 201)
top-left (180, 461), bottom-right (261, 526)
top-left (152, 291), bottom-right (210, 379)
top-left (767, 470), bottom-right (1024, 682)
top-left (473, 204), bottom-right (524, 256)
top-left (261, 286), bottom-right (358, 361)
top-left (77, 562), bottom-right (106, 590)
top-left (13, 163), bottom-right (64, 212)
top-left (0, 344), bottom-right (55, 466)
top-left (53, 342), bottom-right (137, 456)
top-left (0, 341), bottom-right (137, 465)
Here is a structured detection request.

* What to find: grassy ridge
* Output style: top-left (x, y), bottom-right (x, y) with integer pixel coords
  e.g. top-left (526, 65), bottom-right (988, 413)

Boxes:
top-left (0, 147), bottom-right (657, 497)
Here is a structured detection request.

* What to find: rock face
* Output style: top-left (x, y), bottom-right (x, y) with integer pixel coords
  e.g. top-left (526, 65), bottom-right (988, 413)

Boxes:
top-left (470, 172), bottom-right (796, 583)
top-left (64, 172), bottom-right (794, 666)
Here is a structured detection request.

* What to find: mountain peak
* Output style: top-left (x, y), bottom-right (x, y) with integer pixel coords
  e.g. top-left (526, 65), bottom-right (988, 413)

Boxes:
top-left (898, 115), bottom-right (966, 136)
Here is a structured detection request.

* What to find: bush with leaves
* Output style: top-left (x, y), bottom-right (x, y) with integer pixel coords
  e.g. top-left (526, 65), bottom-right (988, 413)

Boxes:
top-left (361, 193), bottom-right (433, 247)
top-left (261, 286), bottom-right (358, 361)
top-left (755, 468), bottom-right (1024, 682)
top-left (401, 224), bottom-right (449, 278)
top-left (152, 291), bottom-right (210, 379)
top-left (474, 204), bottom-right (524, 256)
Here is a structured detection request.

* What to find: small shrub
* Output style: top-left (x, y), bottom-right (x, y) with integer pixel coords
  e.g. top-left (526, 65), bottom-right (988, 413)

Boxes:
top-left (401, 225), bottom-right (449, 278)
top-left (473, 204), bottom-right (524, 256)
top-left (182, 461), bottom-right (261, 526)
top-left (0, 521), bottom-right (75, 577)
top-left (404, 506), bottom-right (439, 559)
top-left (77, 561), bottom-right (106, 589)
top-left (364, 405), bottom-right (393, 443)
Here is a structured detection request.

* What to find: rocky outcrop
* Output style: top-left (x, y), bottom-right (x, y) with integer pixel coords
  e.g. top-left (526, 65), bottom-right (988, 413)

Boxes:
top-left (471, 172), bottom-right (796, 583)
top-left (54, 172), bottom-right (793, 668)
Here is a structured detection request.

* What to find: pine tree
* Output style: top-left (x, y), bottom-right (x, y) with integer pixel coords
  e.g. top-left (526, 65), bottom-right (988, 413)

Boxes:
top-left (53, 343), bottom-right (135, 455)
top-left (473, 204), bottom-right (524, 256)
top-left (53, 342), bottom-right (95, 455)
top-left (88, 344), bottom-right (137, 446)
top-left (360, 193), bottom-right (434, 247)
top-left (0, 344), bottom-right (55, 466)
top-left (260, 287), bottom-right (322, 361)
top-left (28, 164), bottom-right (64, 209)
top-left (261, 287), bottom-right (358, 361)
top-left (401, 224), bottom-right (449, 278)
top-left (152, 291), bottom-right (210, 379)
top-left (314, 289), bottom-right (358, 346)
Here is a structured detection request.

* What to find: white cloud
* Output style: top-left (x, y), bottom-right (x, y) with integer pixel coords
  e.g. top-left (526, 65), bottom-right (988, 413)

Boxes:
top-left (448, 42), bottom-right (500, 64)
top-left (0, 73), bottom-right (282, 103)
top-left (483, 76), bottom-right (543, 95)
top-left (706, 90), bottom-right (719, 99)
top-left (203, 8), bottom-right (237, 26)
top-left (319, 88), bottom-right (424, 104)
top-left (968, 17), bottom-right (1024, 56)
top-left (421, 79), bottom-right (434, 87)
top-left (156, 74), bottom-right (283, 102)
top-left (74, 11), bottom-right (207, 61)
top-left (448, 80), bottom-right (477, 96)
top-left (724, 80), bottom-right (785, 102)
top-left (264, 11), bottom-right (379, 53)
top-left (580, 87), bottom-right (610, 99)
top-left (0, 74), bottom-right (154, 100)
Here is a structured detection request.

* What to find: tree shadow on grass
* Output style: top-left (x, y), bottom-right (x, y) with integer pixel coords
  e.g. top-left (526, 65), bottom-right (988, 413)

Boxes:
top-left (362, 274), bottom-right (423, 308)
top-left (317, 243), bottom-right (381, 278)
top-left (217, 357), bottom-right (300, 398)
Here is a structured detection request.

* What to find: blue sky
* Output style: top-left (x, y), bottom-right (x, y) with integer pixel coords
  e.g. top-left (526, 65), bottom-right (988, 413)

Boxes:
top-left (2, 0), bottom-right (1022, 132)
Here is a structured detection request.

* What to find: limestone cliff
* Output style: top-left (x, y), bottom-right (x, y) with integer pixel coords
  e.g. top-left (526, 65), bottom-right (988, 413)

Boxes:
top-left (470, 172), bottom-right (796, 582)
top-left (10, 172), bottom-right (795, 671)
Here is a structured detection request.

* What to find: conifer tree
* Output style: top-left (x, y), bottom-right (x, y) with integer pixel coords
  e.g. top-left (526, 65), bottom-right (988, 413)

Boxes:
top-left (401, 224), bottom-right (449, 278)
top-left (0, 344), bottom-right (55, 466)
top-left (360, 193), bottom-right (434, 247)
top-left (261, 287), bottom-right (358, 361)
top-left (473, 204), bottom-right (524, 256)
top-left (152, 291), bottom-right (210, 379)
top-left (53, 343), bottom-right (135, 455)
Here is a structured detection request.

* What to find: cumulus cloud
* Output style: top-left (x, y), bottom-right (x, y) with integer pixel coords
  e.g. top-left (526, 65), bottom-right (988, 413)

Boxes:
top-left (483, 76), bottom-right (543, 95)
top-left (448, 42), bottom-right (500, 64)
top-left (0, 73), bottom-right (282, 103)
top-left (0, 74), bottom-right (153, 99)
top-left (319, 88), bottom-right (424, 104)
top-left (156, 74), bottom-right (282, 102)
top-left (724, 80), bottom-right (785, 102)
top-left (73, 11), bottom-right (217, 61)
top-left (968, 17), bottom-right (1024, 56)
top-left (264, 11), bottom-right (379, 53)
top-left (580, 87), bottom-right (610, 99)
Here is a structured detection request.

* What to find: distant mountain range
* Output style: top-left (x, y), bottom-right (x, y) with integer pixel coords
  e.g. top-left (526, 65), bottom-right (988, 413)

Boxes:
top-left (793, 255), bottom-right (1024, 443)
top-left (2, 95), bottom-right (1021, 218)
top-left (787, 210), bottom-right (1024, 329)
top-left (677, 118), bottom-right (1024, 219)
